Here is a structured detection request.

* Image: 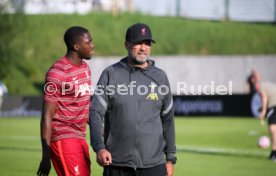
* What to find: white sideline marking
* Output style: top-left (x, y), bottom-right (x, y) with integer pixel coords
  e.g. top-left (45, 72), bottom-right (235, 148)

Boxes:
top-left (177, 145), bottom-right (268, 156)
top-left (0, 135), bottom-right (39, 141)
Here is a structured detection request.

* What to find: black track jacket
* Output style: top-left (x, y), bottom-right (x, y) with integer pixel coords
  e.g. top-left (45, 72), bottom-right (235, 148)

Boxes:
top-left (89, 57), bottom-right (176, 169)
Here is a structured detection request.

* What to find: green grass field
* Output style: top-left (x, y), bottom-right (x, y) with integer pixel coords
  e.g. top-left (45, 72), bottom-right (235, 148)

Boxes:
top-left (0, 117), bottom-right (275, 176)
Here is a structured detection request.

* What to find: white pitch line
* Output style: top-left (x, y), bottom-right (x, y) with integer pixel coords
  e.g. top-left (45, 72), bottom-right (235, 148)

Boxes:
top-left (177, 145), bottom-right (268, 157)
top-left (0, 135), bottom-right (39, 141)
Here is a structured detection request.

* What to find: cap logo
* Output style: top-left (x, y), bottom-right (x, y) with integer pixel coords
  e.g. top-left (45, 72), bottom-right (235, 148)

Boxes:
top-left (141, 28), bottom-right (146, 36)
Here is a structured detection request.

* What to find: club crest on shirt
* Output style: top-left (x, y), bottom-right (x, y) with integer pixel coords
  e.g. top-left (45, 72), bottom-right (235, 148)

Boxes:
top-left (146, 82), bottom-right (158, 101)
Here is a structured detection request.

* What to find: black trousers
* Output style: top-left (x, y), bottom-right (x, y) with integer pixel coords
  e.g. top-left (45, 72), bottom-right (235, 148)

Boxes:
top-left (103, 164), bottom-right (166, 176)
top-left (267, 107), bottom-right (276, 125)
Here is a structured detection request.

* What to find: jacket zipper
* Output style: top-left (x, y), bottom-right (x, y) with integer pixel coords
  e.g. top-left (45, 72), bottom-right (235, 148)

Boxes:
top-left (134, 71), bottom-right (139, 170)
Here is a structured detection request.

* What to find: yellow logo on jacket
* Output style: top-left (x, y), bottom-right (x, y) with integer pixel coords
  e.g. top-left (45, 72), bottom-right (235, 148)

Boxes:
top-left (147, 82), bottom-right (158, 101)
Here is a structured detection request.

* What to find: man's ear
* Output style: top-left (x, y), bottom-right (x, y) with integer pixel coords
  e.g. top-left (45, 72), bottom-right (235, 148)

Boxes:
top-left (73, 43), bottom-right (79, 51)
top-left (125, 41), bottom-right (131, 49)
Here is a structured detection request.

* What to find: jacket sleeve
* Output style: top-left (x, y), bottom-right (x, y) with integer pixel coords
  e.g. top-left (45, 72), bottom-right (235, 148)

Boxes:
top-left (161, 74), bottom-right (176, 161)
top-left (89, 69), bottom-right (109, 153)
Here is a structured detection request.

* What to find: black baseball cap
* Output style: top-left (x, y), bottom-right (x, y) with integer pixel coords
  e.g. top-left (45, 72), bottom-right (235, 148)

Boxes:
top-left (125, 23), bottom-right (156, 43)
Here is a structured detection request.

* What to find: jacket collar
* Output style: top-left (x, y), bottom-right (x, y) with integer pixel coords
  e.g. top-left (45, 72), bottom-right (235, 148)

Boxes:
top-left (119, 57), bottom-right (155, 72)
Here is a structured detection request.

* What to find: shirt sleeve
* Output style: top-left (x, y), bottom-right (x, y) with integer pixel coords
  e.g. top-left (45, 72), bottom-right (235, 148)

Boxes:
top-left (43, 68), bottom-right (62, 104)
top-left (161, 74), bottom-right (176, 160)
top-left (89, 69), bottom-right (109, 152)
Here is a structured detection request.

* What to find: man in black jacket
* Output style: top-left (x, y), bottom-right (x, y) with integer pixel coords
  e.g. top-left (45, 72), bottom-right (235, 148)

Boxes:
top-left (89, 23), bottom-right (176, 176)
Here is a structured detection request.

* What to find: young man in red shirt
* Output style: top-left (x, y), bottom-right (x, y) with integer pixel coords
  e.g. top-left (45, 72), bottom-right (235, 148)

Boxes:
top-left (37, 26), bottom-right (94, 176)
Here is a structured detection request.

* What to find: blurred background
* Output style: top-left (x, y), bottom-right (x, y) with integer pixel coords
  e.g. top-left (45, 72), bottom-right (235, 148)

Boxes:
top-left (0, 0), bottom-right (276, 175)
top-left (1, 0), bottom-right (276, 117)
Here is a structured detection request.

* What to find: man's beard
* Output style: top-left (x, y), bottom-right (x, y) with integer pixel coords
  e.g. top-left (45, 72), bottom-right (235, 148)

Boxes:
top-left (131, 55), bottom-right (149, 65)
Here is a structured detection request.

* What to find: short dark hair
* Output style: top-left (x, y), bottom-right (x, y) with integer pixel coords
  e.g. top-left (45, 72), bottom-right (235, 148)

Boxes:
top-left (64, 26), bottom-right (89, 50)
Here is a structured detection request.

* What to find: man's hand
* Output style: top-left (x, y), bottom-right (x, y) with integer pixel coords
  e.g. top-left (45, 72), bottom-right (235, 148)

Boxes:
top-left (37, 158), bottom-right (51, 176)
top-left (166, 161), bottom-right (174, 176)
top-left (97, 149), bottom-right (112, 166)
top-left (38, 101), bottom-right (55, 176)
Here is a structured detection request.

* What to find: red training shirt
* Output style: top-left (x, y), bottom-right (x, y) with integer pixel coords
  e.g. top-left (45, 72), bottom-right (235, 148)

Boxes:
top-left (44, 56), bottom-right (92, 141)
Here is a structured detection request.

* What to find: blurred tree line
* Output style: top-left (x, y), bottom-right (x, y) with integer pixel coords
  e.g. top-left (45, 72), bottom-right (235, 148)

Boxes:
top-left (1, 1), bottom-right (276, 96)
top-left (0, 0), bottom-right (38, 95)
